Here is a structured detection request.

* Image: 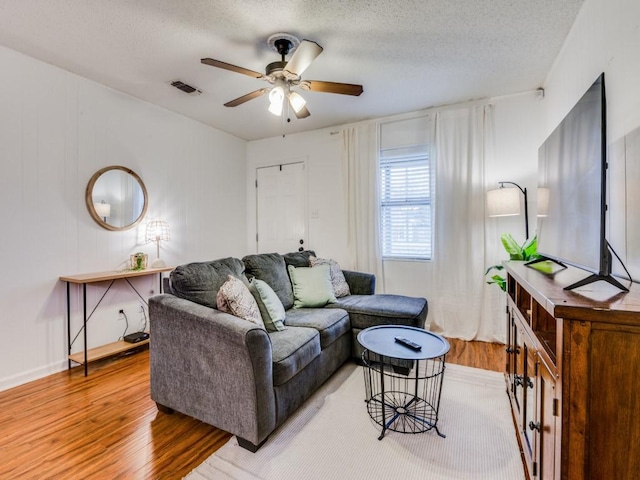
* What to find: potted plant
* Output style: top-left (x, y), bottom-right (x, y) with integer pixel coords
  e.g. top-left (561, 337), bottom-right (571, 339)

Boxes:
top-left (130, 252), bottom-right (148, 271)
top-left (485, 233), bottom-right (539, 291)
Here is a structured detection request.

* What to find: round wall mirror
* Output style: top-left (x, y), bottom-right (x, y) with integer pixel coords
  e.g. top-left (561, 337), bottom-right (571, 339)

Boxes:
top-left (86, 166), bottom-right (148, 231)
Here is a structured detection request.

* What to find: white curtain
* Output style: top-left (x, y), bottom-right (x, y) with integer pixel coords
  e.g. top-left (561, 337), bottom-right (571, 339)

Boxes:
top-left (428, 105), bottom-right (504, 341)
top-left (342, 124), bottom-right (385, 292)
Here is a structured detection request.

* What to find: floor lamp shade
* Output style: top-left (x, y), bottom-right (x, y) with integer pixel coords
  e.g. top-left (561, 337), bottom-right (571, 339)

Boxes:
top-left (94, 201), bottom-right (111, 221)
top-left (486, 187), bottom-right (521, 217)
top-left (537, 187), bottom-right (550, 217)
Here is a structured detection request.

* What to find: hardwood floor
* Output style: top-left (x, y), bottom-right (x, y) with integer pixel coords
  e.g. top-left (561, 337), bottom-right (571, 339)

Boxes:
top-left (0, 339), bottom-right (505, 479)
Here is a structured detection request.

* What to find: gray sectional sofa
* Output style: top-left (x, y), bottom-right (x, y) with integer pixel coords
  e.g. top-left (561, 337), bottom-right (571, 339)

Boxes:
top-left (149, 251), bottom-right (428, 452)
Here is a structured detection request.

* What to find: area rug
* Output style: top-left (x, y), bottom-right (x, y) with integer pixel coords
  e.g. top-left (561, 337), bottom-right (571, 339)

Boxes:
top-left (185, 362), bottom-right (525, 480)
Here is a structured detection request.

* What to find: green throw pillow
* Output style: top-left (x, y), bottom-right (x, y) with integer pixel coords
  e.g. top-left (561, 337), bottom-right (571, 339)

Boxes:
top-left (287, 264), bottom-right (337, 308)
top-left (250, 278), bottom-right (286, 332)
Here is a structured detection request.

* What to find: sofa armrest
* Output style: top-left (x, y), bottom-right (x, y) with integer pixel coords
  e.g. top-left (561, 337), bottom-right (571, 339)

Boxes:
top-left (342, 270), bottom-right (376, 295)
top-left (149, 294), bottom-right (276, 446)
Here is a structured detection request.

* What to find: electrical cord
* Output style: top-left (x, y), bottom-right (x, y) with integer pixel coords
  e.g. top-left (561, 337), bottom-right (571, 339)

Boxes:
top-left (120, 311), bottom-right (129, 340)
top-left (140, 305), bottom-right (148, 333)
top-left (607, 240), bottom-right (634, 285)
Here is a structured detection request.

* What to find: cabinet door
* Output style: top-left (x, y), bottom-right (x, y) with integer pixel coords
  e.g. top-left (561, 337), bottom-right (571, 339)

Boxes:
top-left (536, 358), bottom-right (557, 479)
top-left (512, 315), bottom-right (525, 424)
top-left (506, 306), bottom-right (516, 391)
top-left (522, 332), bottom-right (537, 463)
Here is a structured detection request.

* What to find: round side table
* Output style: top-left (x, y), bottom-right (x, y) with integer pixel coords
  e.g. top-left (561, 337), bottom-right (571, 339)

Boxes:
top-left (357, 325), bottom-right (450, 440)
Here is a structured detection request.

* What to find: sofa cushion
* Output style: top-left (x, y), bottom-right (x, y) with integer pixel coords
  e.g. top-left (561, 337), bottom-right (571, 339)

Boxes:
top-left (249, 279), bottom-right (286, 332)
top-left (326, 294), bottom-right (428, 330)
top-left (243, 253), bottom-right (294, 310)
top-left (170, 257), bottom-right (246, 309)
top-left (282, 250), bottom-right (316, 267)
top-left (288, 265), bottom-right (336, 308)
top-left (269, 327), bottom-right (320, 386)
top-left (217, 275), bottom-right (265, 329)
top-left (284, 308), bottom-right (350, 349)
top-left (310, 256), bottom-right (351, 298)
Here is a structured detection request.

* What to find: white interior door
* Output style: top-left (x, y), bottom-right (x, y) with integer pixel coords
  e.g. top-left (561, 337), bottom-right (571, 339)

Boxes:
top-left (256, 162), bottom-right (307, 253)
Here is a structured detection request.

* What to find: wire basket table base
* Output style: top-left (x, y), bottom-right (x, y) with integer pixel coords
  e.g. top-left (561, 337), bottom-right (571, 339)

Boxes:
top-left (362, 352), bottom-right (447, 440)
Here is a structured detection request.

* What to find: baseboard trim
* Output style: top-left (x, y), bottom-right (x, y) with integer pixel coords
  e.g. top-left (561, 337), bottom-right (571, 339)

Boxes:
top-left (0, 360), bottom-right (67, 393)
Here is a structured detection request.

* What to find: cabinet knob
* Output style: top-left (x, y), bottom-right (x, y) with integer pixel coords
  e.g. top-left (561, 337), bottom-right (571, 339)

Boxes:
top-left (506, 347), bottom-right (514, 354)
top-left (526, 376), bottom-right (534, 389)
top-left (514, 375), bottom-right (524, 386)
top-left (528, 421), bottom-right (541, 432)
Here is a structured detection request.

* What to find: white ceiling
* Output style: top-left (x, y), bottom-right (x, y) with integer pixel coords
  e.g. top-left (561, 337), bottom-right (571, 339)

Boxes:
top-left (0, 0), bottom-right (584, 141)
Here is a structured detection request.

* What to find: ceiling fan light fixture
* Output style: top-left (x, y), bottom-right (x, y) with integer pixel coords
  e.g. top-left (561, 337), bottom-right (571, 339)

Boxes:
top-left (268, 86), bottom-right (284, 116)
top-left (289, 91), bottom-right (306, 113)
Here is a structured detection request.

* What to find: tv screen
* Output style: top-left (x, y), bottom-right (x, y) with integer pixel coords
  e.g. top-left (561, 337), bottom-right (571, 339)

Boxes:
top-left (537, 74), bottom-right (610, 280)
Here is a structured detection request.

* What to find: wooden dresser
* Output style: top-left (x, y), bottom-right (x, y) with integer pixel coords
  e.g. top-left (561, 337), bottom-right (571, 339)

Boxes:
top-left (504, 261), bottom-right (640, 480)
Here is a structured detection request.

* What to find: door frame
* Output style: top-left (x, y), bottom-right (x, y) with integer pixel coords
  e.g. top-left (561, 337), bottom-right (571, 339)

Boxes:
top-left (254, 159), bottom-right (308, 253)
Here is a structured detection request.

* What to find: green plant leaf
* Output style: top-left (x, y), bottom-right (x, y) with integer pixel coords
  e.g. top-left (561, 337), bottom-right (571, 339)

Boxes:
top-left (486, 274), bottom-right (507, 291)
top-left (522, 235), bottom-right (538, 261)
top-left (501, 233), bottom-right (524, 260)
top-left (484, 264), bottom-right (504, 276)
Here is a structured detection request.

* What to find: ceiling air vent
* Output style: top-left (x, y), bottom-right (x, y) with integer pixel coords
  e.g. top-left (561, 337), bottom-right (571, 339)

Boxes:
top-left (170, 80), bottom-right (202, 96)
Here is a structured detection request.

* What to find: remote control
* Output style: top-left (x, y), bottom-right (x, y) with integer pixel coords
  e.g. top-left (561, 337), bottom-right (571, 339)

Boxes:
top-left (394, 336), bottom-right (422, 351)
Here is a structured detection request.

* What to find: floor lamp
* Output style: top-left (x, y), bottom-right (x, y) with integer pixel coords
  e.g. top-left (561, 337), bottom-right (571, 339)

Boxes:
top-left (486, 181), bottom-right (529, 240)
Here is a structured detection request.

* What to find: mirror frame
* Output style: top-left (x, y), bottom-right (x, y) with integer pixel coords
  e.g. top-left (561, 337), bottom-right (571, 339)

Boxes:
top-left (85, 165), bottom-right (149, 231)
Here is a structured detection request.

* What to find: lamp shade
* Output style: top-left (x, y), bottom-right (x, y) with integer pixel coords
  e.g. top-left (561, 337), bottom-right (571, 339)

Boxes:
top-left (487, 187), bottom-right (521, 217)
top-left (289, 91), bottom-right (306, 113)
top-left (268, 86), bottom-right (284, 116)
top-left (537, 187), bottom-right (550, 217)
top-left (145, 220), bottom-right (170, 243)
top-left (94, 202), bottom-right (111, 219)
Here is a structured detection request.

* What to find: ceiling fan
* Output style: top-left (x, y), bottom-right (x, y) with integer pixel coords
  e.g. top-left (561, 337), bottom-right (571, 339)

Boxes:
top-left (201, 33), bottom-right (363, 119)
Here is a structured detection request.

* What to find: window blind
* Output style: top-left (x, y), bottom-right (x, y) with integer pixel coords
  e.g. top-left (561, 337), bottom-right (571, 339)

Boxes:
top-left (380, 145), bottom-right (432, 260)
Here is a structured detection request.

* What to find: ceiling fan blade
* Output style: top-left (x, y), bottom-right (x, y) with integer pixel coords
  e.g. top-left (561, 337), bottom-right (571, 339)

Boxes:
top-left (303, 80), bottom-right (363, 96)
top-left (201, 58), bottom-right (264, 79)
top-left (224, 89), bottom-right (268, 107)
top-left (293, 104), bottom-right (310, 119)
top-left (284, 40), bottom-right (323, 77)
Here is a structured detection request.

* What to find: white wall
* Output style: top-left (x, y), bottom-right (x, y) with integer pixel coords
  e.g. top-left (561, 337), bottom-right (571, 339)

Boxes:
top-left (542, 0), bottom-right (640, 277)
top-left (246, 127), bottom-right (349, 264)
top-left (0, 45), bottom-right (247, 391)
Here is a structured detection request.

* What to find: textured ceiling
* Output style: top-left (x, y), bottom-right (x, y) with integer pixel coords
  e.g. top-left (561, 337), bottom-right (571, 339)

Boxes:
top-left (0, 0), bottom-right (584, 140)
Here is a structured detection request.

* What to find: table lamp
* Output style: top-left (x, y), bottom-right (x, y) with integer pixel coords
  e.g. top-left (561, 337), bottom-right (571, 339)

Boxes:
top-left (145, 220), bottom-right (170, 268)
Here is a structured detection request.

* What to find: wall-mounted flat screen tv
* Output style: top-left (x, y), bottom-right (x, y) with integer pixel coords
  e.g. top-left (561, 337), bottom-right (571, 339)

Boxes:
top-left (535, 73), bottom-right (626, 291)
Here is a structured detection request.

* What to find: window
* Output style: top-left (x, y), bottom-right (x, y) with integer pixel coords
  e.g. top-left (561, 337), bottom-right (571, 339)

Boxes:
top-left (380, 145), bottom-right (432, 260)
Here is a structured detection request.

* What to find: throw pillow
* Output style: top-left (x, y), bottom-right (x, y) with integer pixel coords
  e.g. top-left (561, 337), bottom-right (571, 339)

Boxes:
top-left (249, 278), bottom-right (286, 332)
top-left (287, 264), bottom-right (337, 308)
top-left (242, 253), bottom-right (294, 310)
top-left (216, 275), bottom-right (265, 329)
top-left (309, 256), bottom-right (351, 298)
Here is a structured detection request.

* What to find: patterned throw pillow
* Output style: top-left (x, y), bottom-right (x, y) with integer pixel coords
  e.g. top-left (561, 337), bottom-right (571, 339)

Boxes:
top-left (216, 275), bottom-right (265, 329)
top-left (309, 256), bottom-right (351, 298)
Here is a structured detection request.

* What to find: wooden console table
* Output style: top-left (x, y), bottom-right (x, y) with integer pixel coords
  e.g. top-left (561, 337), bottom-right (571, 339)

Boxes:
top-left (504, 261), bottom-right (640, 479)
top-left (60, 266), bottom-right (173, 376)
